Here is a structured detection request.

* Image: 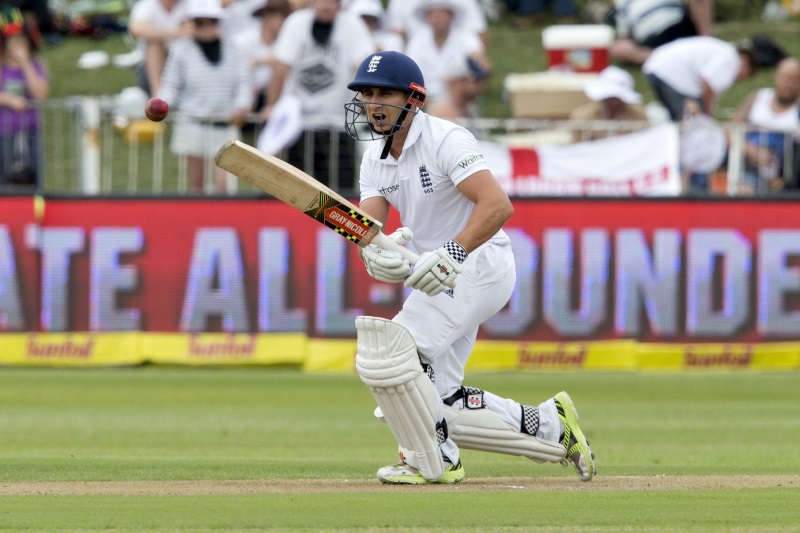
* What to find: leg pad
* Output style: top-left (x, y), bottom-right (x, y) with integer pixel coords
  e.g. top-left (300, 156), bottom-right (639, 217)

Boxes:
top-left (355, 316), bottom-right (444, 481)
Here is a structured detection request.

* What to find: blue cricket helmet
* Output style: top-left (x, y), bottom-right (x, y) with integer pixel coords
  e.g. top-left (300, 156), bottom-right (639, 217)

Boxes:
top-left (348, 51), bottom-right (426, 100)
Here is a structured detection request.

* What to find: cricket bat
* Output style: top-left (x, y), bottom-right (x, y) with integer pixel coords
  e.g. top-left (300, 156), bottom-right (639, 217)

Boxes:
top-left (215, 140), bottom-right (418, 264)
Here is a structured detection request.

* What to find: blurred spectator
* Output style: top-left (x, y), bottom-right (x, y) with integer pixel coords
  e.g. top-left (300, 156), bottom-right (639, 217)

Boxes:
top-left (220, 0), bottom-right (263, 37)
top-left (643, 36), bottom-right (757, 121)
top-left (157, 0), bottom-right (252, 193)
top-left (347, 0), bottom-right (404, 52)
top-left (128, 0), bottom-right (191, 96)
top-left (731, 57), bottom-right (800, 193)
top-left (425, 55), bottom-right (487, 120)
top-left (265, 0), bottom-right (374, 190)
top-left (569, 65), bottom-right (648, 142)
top-left (499, 0), bottom-right (576, 28)
top-left (609, 0), bottom-right (713, 65)
top-left (233, 0), bottom-right (292, 114)
top-left (386, 0), bottom-right (488, 46)
top-left (405, 0), bottom-right (489, 107)
top-left (0, 5), bottom-right (48, 188)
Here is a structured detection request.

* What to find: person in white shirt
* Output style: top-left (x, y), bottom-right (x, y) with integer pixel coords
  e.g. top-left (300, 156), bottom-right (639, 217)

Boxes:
top-left (643, 36), bottom-right (757, 121)
top-left (233, 0), bottom-right (292, 114)
top-left (731, 57), bottom-right (800, 193)
top-left (157, 0), bottom-right (253, 193)
top-left (404, 0), bottom-right (488, 106)
top-left (386, 0), bottom-right (487, 46)
top-left (265, 0), bottom-right (374, 190)
top-left (343, 51), bottom-right (596, 485)
top-left (128, 0), bottom-right (192, 96)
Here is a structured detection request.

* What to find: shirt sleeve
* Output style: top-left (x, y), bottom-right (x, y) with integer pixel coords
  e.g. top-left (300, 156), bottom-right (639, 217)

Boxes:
top-left (440, 127), bottom-right (490, 186)
top-left (359, 157), bottom-right (382, 202)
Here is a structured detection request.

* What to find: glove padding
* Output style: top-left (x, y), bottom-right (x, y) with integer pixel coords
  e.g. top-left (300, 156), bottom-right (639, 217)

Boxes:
top-left (404, 246), bottom-right (464, 296)
top-left (361, 227), bottom-right (413, 283)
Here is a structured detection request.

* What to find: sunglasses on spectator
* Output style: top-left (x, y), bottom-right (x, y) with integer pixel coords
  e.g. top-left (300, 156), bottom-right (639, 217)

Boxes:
top-left (193, 18), bottom-right (219, 26)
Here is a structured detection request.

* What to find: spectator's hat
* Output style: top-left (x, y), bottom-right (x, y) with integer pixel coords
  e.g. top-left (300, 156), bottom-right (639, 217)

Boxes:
top-left (187, 0), bottom-right (225, 19)
top-left (348, 0), bottom-right (385, 24)
top-left (584, 66), bottom-right (641, 104)
top-left (252, 0), bottom-right (292, 18)
top-left (414, 0), bottom-right (462, 23)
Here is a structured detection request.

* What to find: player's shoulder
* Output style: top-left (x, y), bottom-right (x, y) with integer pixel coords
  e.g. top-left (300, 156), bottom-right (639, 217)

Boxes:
top-left (418, 112), bottom-right (476, 147)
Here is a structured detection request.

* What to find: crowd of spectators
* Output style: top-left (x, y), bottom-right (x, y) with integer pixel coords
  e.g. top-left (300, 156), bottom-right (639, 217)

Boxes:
top-left (0, 0), bottom-right (798, 195)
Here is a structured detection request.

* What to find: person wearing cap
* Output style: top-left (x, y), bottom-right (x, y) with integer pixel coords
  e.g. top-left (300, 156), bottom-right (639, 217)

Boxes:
top-left (425, 56), bottom-right (488, 121)
top-left (157, 0), bottom-right (253, 193)
top-left (233, 0), bottom-right (292, 114)
top-left (404, 0), bottom-right (489, 107)
top-left (569, 65), bottom-right (649, 142)
top-left (343, 51), bottom-right (596, 485)
top-left (0, 5), bottom-right (48, 187)
top-left (347, 0), bottom-right (404, 53)
top-left (128, 0), bottom-right (192, 96)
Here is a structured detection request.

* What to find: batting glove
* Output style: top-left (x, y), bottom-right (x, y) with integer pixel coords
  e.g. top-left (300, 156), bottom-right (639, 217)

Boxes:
top-left (361, 227), bottom-right (413, 283)
top-left (404, 240), bottom-right (467, 296)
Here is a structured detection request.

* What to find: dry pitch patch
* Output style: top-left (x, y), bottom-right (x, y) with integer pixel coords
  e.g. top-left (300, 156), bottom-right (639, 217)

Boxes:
top-left (1, 476), bottom-right (797, 496)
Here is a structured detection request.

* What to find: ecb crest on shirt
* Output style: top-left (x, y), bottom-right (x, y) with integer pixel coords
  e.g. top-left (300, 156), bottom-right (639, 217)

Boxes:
top-left (419, 164), bottom-right (433, 194)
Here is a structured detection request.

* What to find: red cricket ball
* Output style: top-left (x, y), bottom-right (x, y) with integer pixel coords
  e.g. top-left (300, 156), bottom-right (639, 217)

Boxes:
top-left (145, 98), bottom-right (169, 122)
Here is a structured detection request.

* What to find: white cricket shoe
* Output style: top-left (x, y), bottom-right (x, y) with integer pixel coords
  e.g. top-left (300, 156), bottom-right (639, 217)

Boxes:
top-left (377, 460), bottom-right (465, 485)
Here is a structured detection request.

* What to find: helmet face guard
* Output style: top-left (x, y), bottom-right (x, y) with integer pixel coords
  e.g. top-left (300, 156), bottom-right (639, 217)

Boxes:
top-left (344, 86), bottom-right (425, 141)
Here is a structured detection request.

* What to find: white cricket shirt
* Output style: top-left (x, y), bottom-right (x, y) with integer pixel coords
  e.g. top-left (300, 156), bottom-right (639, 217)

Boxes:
top-left (643, 36), bottom-right (740, 97)
top-left (359, 112), bottom-right (509, 253)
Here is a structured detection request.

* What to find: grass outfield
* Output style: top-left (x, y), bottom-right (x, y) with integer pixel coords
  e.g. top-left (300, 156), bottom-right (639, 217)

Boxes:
top-left (1, 369), bottom-right (798, 531)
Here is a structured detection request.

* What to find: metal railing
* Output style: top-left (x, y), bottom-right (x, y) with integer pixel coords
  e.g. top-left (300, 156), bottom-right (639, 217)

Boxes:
top-left (1, 97), bottom-right (798, 196)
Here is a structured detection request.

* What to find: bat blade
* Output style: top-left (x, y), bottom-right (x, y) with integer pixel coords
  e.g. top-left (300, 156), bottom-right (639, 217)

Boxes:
top-left (215, 140), bottom-right (417, 263)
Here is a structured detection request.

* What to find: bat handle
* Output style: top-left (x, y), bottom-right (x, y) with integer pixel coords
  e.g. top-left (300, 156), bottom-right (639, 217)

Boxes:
top-left (370, 232), bottom-right (419, 265)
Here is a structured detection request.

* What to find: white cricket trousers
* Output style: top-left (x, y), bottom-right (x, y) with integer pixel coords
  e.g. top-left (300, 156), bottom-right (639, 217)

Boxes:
top-left (393, 240), bottom-right (562, 463)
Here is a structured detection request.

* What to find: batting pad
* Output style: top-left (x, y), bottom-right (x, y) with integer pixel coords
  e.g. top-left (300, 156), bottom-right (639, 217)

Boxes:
top-left (444, 405), bottom-right (566, 464)
top-left (355, 316), bottom-right (444, 482)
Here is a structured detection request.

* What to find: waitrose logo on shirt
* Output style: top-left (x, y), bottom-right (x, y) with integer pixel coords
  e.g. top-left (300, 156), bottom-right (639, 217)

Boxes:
top-left (458, 154), bottom-right (485, 169)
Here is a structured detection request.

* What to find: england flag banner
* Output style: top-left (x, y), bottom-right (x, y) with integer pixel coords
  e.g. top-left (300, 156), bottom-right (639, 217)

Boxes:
top-left (482, 123), bottom-right (682, 196)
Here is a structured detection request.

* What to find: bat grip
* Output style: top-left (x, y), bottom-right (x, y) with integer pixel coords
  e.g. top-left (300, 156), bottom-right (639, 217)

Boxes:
top-left (370, 232), bottom-right (419, 265)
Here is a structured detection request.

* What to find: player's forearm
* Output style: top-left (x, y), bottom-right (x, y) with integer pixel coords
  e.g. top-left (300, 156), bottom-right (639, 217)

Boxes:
top-left (453, 195), bottom-right (513, 253)
top-left (358, 196), bottom-right (390, 227)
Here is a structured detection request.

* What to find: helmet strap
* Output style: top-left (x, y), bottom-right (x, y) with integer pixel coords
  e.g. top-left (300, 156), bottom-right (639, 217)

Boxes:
top-left (379, 89), bottom-right (423, 160)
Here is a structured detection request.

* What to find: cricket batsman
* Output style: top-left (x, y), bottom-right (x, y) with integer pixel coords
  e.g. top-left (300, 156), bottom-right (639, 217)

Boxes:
top-left (344, 51), bottom-right (596, 484)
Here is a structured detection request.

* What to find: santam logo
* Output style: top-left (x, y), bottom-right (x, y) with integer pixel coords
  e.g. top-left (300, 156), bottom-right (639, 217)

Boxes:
top-left (26, 336), bottom-right (94, 358)
top-left (188, 335), bottom-right (256, 358)
top-left (684, 346), bottom-right (752, 368)
top-left (519, 345), bottom-right (587, 368)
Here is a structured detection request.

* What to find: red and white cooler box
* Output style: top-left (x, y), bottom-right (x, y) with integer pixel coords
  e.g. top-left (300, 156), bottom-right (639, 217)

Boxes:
top-left (542, 24), bottom-right (614, 73)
